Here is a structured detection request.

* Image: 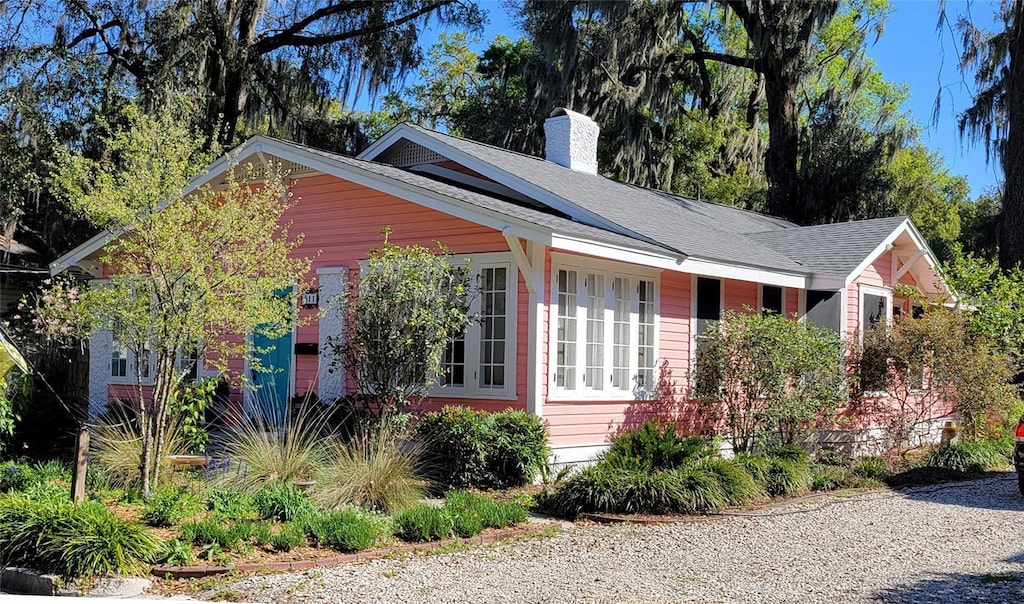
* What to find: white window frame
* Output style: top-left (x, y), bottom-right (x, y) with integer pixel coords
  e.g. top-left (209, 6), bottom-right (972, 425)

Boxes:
top-left (548, 253), bottom-right (660, 402)
top-left (758, 284), bottom-right (786, 315)
top-left (109, 337), bottom-right (155, 385)
top-left (858, 284), bottom-right (892, 343)
top-left (428, 252), bottom-right (518, 400)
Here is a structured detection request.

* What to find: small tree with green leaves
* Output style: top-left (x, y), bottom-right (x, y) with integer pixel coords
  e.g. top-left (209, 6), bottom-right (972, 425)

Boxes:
top-left (858, 307), bottom-right (1018, 456)
top-left (32, 104), bottom-right (311, 494)
top-left (693, 309), bottom-right (848, 452)
top-left (333, 230), bottom-right (471, 420)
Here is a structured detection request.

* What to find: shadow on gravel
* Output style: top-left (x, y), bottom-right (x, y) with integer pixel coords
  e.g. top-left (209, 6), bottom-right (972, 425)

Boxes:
top-left (890, 472), bottom-right (1023, 512)
top-left (873, 558), bottom-right (1024, 604)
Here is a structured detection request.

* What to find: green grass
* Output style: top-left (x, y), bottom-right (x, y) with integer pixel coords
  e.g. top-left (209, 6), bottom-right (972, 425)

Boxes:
top-left (0, 493), bottom-right (159, 579)
top-left (306, 507), bottom-right (390, 552)
top-left (141, 485), bottom-right (203, 527)
top-left (925, 441), bottom-right (1010, 474)
top-left (393, 505), bottom-right (454, 542)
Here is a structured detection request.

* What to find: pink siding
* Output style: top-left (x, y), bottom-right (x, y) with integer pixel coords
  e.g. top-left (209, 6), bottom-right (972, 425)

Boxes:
top-left (785, 287), bottom-right (800, 318)
top-left (724, 279), bottom-right (758, 313)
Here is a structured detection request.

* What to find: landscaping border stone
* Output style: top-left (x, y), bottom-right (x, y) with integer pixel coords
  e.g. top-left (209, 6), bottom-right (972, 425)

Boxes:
top-left (0, 567), bottom-right (151, 597)
top-left (151, 522), bottom-right (554, 579)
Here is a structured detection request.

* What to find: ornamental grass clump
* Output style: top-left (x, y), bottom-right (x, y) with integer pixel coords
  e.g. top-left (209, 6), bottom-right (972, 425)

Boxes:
top-left (217, 405), bottom-right (333, 492)
top-left (253, 483), bottom-right (315, 522)
top-left (925, 440), bottom-right (1010, 474)
top-left (91, 408), bottom-right (188, 489)
top-left (393, 505), bottom-right (454, 542)
top-left (306, 507), bottom-right (390, 552)
top-left (315, 422), bottom-right (425, 513)
top-left (0, 493), bottom-right (160, 579)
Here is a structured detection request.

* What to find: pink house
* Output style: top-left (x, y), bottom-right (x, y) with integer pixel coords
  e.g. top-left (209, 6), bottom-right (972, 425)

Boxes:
top-left (52, 109), bottom-right (952, 463)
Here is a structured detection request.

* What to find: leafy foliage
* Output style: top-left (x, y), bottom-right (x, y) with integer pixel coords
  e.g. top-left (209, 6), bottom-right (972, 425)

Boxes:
top-left (305, 507), bottom-right (390, 552)
top-left (694, 309), bottom-right (848, 452)
top-left (330, 231), bottom-right (471, 417)
top-left (141, 485), bottom-right (203, 527)
top-left (605, 422), bottom-right (714, 472)
top-left (252, 484), bottom-right (315, 522)
top-left (924, 440), bottom-right (1010, 474)
top-left (0, 493), bottom-right (160, 579)
top-left (33, 104), bottom-right (312, 494)
top-left (857, 306), bottom-right (1017, 455)
top-left (417, 406), bottom-right (549, 489)
top-left (393, 491), bottom-right (526, 542)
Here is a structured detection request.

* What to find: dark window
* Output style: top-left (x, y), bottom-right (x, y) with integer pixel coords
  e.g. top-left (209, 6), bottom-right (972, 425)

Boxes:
top-left (806, 290), bottom-right (841, 332)
top-left (862, 294), bottom-right (887, 333)
top-left (696, 277), bottom-right (721, 336)
top-left (761, 286), bottom-right (783, 315)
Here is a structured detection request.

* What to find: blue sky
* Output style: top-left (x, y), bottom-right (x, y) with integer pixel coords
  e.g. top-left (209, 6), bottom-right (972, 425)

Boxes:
top-left (440, 0), bottom-right (1004, 199)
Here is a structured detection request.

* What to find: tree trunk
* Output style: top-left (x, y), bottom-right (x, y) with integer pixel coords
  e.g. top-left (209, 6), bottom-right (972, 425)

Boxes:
top-left (1001, 0), bottom-right (1024, 270)
top-left (763, 70), bottom-right (801, 223)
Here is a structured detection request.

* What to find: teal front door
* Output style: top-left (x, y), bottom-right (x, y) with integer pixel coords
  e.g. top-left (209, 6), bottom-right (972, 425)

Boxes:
top-left (252, 328), bottom-right (293, 424)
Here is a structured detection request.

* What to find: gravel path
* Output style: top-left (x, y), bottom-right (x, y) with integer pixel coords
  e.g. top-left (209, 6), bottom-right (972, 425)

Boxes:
top-left (221, 474), bottom-right (1024, 604)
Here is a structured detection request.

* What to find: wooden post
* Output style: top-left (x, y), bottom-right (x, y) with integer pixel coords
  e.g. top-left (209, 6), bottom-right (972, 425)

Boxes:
top-left (71, 425), bottom-right (89, 504)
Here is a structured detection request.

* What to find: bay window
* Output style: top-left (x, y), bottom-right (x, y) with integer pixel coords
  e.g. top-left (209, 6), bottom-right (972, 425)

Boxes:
top-left (552, 259), bottom-right (658, 399)
top-left (435, 256), bottom-right (516, 399)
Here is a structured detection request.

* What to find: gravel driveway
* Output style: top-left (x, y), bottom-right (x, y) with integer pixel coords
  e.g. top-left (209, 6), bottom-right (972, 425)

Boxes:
top-left (221, 474), bottom-right (1024, 603)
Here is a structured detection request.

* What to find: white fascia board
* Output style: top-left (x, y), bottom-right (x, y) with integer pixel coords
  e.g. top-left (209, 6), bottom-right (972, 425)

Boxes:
top-left (358, 125), bottom-right (661, 247)
top-left (676, 257), bottom-right (806, 289)
top-left (841, 218), bottom-right (954, 299)
top-left (549, 235), bottom-right (681, 271)
top-left (807, 275), bottom-right (847, 290)
top-left (49, 138), bottom-right (268, 276)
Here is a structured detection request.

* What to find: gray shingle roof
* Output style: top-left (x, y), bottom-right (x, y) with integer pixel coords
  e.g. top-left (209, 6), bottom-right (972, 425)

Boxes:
top-left (746, 216), bottom-right (909, 276)
top-left (399, 125), bottom-right (810, 273)
top-left (264, 137), bottom-right (673, 256)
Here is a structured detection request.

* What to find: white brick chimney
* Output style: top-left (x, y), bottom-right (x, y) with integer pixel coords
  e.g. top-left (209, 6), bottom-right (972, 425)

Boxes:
top-left (544, 108), bottom-right (599, 175)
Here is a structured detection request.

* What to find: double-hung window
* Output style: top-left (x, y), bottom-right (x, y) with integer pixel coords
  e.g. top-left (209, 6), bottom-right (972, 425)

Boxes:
top-left (435, 255), bottom-right (516, 399)
top-left (552, 258), bottom-right (658, 399)
top-left (109, 336), bottom-right (154, 383)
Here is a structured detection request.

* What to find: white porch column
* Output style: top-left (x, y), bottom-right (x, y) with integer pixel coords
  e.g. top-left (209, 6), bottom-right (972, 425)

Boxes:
top-left (316, 266), bottom-right (348, 403)
top-left (88, 329), bottom-right (112, 419)
top-left (526, 242), bottom-right (546, 418)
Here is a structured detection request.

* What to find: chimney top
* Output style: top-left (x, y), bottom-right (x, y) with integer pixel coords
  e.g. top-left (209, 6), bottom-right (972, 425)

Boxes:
top-left (544, 108), bottom-right (599, 175)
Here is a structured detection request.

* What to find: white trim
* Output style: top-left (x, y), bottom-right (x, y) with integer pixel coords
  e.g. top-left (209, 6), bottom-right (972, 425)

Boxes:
top-left (842, 219), bottom-right (952, 300)
top-left (526, 242), bottom-right (546, 417)
top-left (409, 164), bottom-right (537, 205)
top-left (547, 254), bottom-right (661, 402)
top-left (676, 257), bottom-right (805, 289)
top-left (428, 253), bottom-right (518, 401)
top-left (858, 284), bottom-right (893, 343)
top-left (549, 443), bottom-right (609, 465)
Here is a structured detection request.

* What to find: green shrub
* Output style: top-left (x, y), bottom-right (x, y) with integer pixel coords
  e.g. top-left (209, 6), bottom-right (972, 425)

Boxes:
top-left (33, 460), bottom-right (71, 483)
top-left (443, 490), bottom-right (524, 536)
top-left (205, 488), bottom-right (256, 520)
top-left (810, 464), bottom-right (850, 491)
top-left (141, 486), bottom-right (202, 527)
top-left (0, 462), bottom-right (35, 492)
top-left (664, 466), bottom-right (729, 513)
top-left (698, 458), bottom-right (763, 505)
top-left (417, 407), bottom-right (548, 489)
top-left (545, 464), bottom-right (627, 519)
top-left (253, 483), bottom-right (314, 521)
top-left (850, 456), bottom-right (889, 480)
top-left (925, 440), bottom-right (1010, 473)
top-left (307, 507), bottom-right (389, 552)
top-left (0, 493), bottom-right (159, 579)
top-left (608, 422), bottom-right (713, 471)
top-left (23, 481), bottom-right (69, 504)
top-left (160, 539), bottom-right (195, 566)
top-left (733, 453), bottom-right (772, 486)
top-left (251, 520), bottom-right (272, 546)
top-left (486, 411), bottom-right (551, 488)
top-left (764, 458), bottom-right (812, 497)
top-left (393, 505), bottom-right (454, 542)
top-left (179, 517), bottom-right (250, 551)
top-left (269, 521), bottom-right (307, 552)
top-left (315, 423), bottom-right (425, 513)
top-left (765, 445), bottom-right (811, 464)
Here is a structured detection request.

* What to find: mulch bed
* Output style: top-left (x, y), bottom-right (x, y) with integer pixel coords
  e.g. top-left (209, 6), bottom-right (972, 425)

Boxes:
top-left (151, 522), bottom-right (554, 579)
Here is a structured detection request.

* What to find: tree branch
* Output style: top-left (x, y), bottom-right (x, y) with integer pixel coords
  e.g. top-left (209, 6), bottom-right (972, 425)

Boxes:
top-left (252, 0), bottom-right (456, 54)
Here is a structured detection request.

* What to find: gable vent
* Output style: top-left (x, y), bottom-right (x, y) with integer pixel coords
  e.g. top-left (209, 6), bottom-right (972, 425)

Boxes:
top-left (385, 142), bottom-right (447, 167)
